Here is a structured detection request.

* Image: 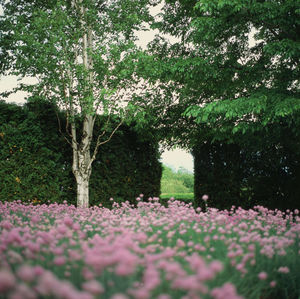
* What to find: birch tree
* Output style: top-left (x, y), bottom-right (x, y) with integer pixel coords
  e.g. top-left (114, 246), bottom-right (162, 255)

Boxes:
top-left (0, 0), bottom-right (156, 207)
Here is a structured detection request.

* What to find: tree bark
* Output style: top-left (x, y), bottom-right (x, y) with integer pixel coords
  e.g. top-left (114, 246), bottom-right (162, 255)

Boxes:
top-left (75, 172), bottom-right (90, 208)
top-left (72, 116), bottom-right (93, 208)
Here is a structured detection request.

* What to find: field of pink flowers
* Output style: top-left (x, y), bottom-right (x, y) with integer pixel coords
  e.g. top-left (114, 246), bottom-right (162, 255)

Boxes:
top-left (0, 198), bottom-right (299, 299)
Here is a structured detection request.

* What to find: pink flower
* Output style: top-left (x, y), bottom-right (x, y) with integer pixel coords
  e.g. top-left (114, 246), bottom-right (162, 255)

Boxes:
top-left (82, 268), bottom-right (95, 280)
top-left (33, 266), bottom-right (44, 276)
top-left (82, 280), bottom-right (104, 295)
top-left (278, 266), bottom-right (290, 273)
top-left (210, 260), bottom-right (223, 273)
top-left (115, 264), bottom-right (134, 276)
top-left (0, 269), bottom-right (16, 292)
top-left (211, 283), bottom-right (243, 299)
top-left (197, 267), bottom-right (215, 281)
top-left (248, 244), bottom-right (255, 251)
top-left (53, 256), bottom-right (66, 266)
top-left (63, 216), bottom-right (73, 228)
top-left (167, 231), bottom-right (175, 238)
top-left (36, 271), bottom-right (60, 295)
top-left (68, 249), bottom-right (81, 261)
top-left (57, 224), bottom-right (68, 235)
top-left (31, 215), bottom-right (40, 224)
top-left (128, 288), bottom-right (150, 299)
top-left (270, 281), bottom-right (277, 287)
top-left (258, 272), bottom-right (268, 280)
top-left (54, 281), bottom-right (81, 299)
top-left (187, 241), bottom-right (194, 247)
top-left (85, 253), bottom-right (105, 274)
top-left (17, 265), bottom-right (36, 282)
top-left (110, 294), bottom-right (129, 299)
top-left (172, 275), bottom-right (207, 293)
top-left (72, 222), bottom-right (81, 231)
top-left (202, 195), bottom-right (209, 202)
top-left (143, 265), bottom-right (160, 290)
top-left (52, 247), bottom-right (64, 255)
top-left (0, 220), bottom-right (13, 230)
top-left (176, 239), bottom-right (185, 248)
top-left (10, 283), bottom-right (36, 299)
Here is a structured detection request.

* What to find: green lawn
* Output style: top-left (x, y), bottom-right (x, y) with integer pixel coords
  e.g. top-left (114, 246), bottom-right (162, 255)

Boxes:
top-left (160, 192), bottom-right (194, 201)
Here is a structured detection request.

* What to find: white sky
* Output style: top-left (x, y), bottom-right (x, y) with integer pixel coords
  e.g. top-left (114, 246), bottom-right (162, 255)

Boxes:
top-left (161, 148), bottom-right (193, 173)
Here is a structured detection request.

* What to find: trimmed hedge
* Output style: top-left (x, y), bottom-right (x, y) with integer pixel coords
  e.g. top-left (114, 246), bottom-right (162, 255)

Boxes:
top-left (193, 125), bottom-right (300, 211)
top-left (0, 99), bottom-right (162, 206)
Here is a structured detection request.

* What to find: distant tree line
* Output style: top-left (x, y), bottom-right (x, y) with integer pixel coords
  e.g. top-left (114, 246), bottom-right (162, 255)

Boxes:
top-left (0, 99), bottom-right (162, 206)
top-left (161, 165), bottom-right (194, 194)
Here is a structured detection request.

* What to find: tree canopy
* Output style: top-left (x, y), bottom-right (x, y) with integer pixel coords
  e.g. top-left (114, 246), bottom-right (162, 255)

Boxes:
top-left (138, 0), bottom-right (300, 147)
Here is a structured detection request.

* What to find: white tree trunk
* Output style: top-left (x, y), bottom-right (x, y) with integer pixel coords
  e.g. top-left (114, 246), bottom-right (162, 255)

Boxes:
top-left (70, 0), bottom-right (94, 209)
top-left (73, 146), bottom-right (92, 208)
top-left (72, 123), bottom-right (93, 208)
top-left (76, 173), bottom-right (89, 208)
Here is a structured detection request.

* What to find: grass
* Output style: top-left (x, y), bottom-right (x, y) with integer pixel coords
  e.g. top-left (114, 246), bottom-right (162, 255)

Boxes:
top-left (160, 192), bottom-right (194, 201)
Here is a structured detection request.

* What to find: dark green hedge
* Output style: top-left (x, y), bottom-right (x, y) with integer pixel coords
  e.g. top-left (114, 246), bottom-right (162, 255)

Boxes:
top-left (193, 124), bottom-right (300, 211)
top-left (0, 99), bottom-right (162, 206)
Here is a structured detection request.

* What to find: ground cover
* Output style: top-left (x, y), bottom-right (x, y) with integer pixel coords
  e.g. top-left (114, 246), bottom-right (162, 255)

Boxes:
top-left (160, 193), bottom-right (194, 202)
top-left (0, 198), bottom-right (299, 299)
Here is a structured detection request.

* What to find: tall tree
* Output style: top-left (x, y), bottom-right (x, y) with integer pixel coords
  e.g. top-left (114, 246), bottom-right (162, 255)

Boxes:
top-left (0, 0), bottom-right (156, 207)
top-left (137, 0), bottom-right (300, 147)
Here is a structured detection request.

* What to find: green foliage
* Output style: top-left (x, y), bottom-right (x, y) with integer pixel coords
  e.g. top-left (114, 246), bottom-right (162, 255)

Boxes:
top-left (0, 100), bottom-right (72, 204)
top-left (135, 0), bottom-right (300, 148)
top-left (161, 165), bottom-right (194, 194)
top-left (0, 0), bottom-right (155, 97)
top-left (90, 119), bottom-right (162, 206)
top-left (131, 0), bottom-right (300, 211)
top-left (159, 193), bottom-right (194, 208)
top-left (0, 0), bottom-right (159, 124)
top-left (160, 192), bottom-right (194, 200)
top-left (0, 100), bottom-right (162, 206)
top-left (193, 122), bottom-right (300, 211)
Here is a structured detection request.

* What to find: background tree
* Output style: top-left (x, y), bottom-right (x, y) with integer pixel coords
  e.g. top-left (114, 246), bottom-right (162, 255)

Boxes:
top-left (0, 0), bottom-right (157, 207)
top-left (133, 0), bottom-right (300, 209)
top-left (181, 0), bottom-right (300, 139)
top-left (135, 0), bottom-right (299, 146)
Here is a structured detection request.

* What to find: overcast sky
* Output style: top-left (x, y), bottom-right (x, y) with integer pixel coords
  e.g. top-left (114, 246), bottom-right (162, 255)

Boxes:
top-left (161, 149), bottom-right (194, 173)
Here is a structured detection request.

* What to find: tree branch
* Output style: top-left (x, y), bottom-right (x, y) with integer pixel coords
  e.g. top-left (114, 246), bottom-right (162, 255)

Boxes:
top-left (55, 109), bottom-right (73, 147)
top-left (89, 119), bottom-right (123, 167)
